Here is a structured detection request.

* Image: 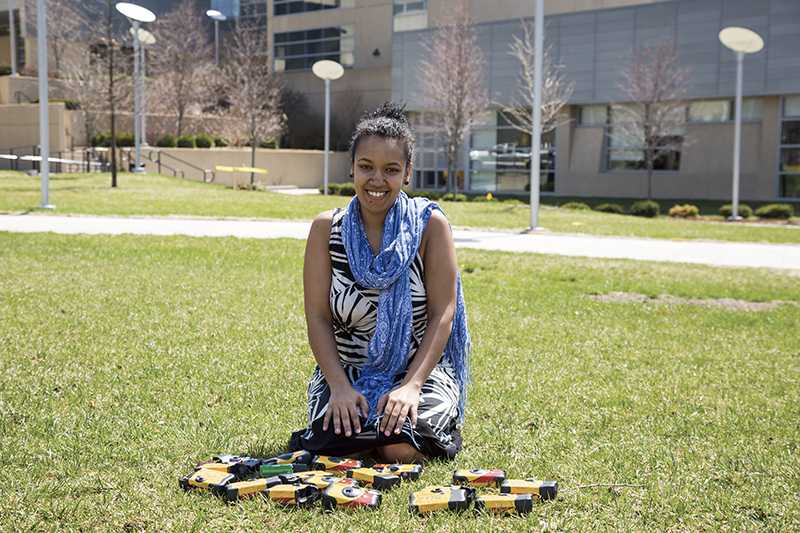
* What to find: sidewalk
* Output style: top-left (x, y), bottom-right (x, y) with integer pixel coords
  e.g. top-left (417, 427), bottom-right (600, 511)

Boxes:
top-left (2, 214), bottom-right (799, 271)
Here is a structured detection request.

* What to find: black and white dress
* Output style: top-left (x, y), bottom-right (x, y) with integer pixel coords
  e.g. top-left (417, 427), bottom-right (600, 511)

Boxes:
top-left (291, 208), bottom-right (463, 460)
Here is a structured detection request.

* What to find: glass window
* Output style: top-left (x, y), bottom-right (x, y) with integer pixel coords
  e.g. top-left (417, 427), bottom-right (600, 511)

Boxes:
top-left (579, 105), bottom-right (607, 126)
top-left (785, 96), bottom-right (800, 118)
top-left (274, 0), bottom-right (341, 16)
top-left (273, 26), bottom-right (353, 71)
top-left (781, 148), bottom-right (800, 173)
top-left (781, 175), bottom-right (800, 198)
top-left (782, 121), bottom-right (800, 145)
top-left (689, 100), bottom-right (730, 123)
top-left (741, 98), bottom-right (762, 120)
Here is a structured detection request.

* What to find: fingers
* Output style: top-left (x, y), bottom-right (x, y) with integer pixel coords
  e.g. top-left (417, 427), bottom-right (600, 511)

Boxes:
top-left (333, 406), bottom-right (342, 435)
top-left (376, 394), bottom-right (388, 418)
top-left (341, 404), bottom-right (353, 437)
top-left (357, 394), bottom-right (369, 420)
top-left (383, 401), bottom-right (404, 436)
top-left (323, 408), bottom-right (331, 431)
top-left (410, 404), bottom-right (418, 429)
top-left (349, 404), bottom-right (361, 434)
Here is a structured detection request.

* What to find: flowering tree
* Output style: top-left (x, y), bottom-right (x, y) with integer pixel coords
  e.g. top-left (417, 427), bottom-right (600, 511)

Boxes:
top-left (419, 0), bottom-right (488, 193)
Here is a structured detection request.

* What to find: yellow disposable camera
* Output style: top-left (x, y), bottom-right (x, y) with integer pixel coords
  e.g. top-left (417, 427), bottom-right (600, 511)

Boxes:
top-left (475, 493), bottom-right (534, 515)
top-left (322, 484), bottom-right (382, 511)
top-left (452, 468), bottom-right (506, 487)
top-left (263, 450), bottom-right (314, 466)
top-left (372, 463), bottom-right (423, 480)
top-left (311, 455), bottom-right (363, 472)
top-left (179, 468), bottom-right (235, 495)
top-left (500, 478), bottom-right (558, 500)
top-left (346, 467), bottom-right (401, 490)
top-left (296, 470), bottom-right (358, 490)
top-left (264, 483), bottom-right (319, 506)
top-left (408, 485), bottom-right (475, 515)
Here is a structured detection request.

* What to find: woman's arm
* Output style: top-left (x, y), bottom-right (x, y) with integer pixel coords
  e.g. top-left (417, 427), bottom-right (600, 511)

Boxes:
top-left (304, 211), bottom-right (369, 437)
top-left (378, 209), bottom-right (458, 436)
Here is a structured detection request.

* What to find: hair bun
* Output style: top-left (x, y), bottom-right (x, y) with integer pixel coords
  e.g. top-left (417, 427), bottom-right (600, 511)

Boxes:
top-left (365, 101), bottom-right (409, 125)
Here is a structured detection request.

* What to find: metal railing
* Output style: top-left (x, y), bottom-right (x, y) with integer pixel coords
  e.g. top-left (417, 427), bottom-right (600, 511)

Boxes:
top-left (139, 149), bottom-right (214, 182)
top-left (1, 145), bottom-right (107, 173)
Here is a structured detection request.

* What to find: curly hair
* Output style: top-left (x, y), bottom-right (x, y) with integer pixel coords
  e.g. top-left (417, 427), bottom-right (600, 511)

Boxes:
top-left (349, 101), bottom-right (415, 169)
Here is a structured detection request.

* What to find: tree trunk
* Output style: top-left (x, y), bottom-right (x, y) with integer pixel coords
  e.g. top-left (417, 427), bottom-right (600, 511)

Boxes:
top-left (250, 140), bottom-right (256, 186)
top-left (646, 149), bottom-right (654, 200)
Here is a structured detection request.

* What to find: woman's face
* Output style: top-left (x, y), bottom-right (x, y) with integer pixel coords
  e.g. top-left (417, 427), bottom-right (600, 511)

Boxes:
top-left (352, 135), bottom-right (410, 218)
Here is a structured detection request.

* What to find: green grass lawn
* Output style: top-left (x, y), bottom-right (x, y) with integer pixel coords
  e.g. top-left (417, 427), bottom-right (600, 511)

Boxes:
top-left (1, 232), bottom-right (798, 530)
top-left (2, 171), bottom-right (799, 244)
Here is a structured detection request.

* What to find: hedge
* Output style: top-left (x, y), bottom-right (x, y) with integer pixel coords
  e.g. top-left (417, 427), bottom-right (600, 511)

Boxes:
top-left (630, 200), bottom-right (660, 218)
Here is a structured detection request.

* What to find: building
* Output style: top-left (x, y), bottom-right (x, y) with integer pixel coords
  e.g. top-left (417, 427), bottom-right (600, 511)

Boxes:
top-left (2, 0), bottom-right (799, 202)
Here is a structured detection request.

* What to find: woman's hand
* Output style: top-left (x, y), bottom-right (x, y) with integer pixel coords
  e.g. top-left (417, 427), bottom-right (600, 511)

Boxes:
top-left (377, 383), bottom-right (421, 436)
top-left (323, 384), bottom-right (369, 437)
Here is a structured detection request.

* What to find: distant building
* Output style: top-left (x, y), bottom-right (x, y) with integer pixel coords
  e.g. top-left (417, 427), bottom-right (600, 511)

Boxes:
top-left (2, 0), bottom-right (799, 202)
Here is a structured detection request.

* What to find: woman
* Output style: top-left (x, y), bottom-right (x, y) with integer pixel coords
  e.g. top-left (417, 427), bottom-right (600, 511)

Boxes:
top-left (291, 102), bottom-right (470, 463)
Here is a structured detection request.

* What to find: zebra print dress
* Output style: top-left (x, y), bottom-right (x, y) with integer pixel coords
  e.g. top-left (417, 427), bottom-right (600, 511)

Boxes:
top-left (293, 208), bottom-right (463, 460)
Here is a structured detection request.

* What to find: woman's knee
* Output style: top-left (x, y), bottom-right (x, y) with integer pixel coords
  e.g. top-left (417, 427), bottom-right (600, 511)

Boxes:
top-left (376, 443), bottom-right (426, 464)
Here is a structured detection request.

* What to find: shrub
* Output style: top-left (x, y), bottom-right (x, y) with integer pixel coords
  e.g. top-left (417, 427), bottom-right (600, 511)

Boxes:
top-left (213, 136), bottom-right (229, 147)
top-left (630, 200), bottom-right (660, 218)
top-left (560, 201), bottom-right (591, 210)
top-left (319, 183), bottom-right (341, 195)
top-left (156, 134), bottom-right (177, 148)
top-left (195, 133), bottom-right (213, 148)
top-left (755, 203), bottom-right (794, 219)
top-left (116, 132), bottom-right (134, 147)
top-left (90, 132), bottom-right (107, 147)
top-left (0, 65), bottom-right (11, 76)
top-left (177, 134), bottom-right (196, 148)
top-left (719, 203), bottom-right (752, 219)
top-left (668, 204), bottom-right (700, 218)
top-left (337, 183), bottom-right (356, 196)
top-left (594, 203), bottom-right (625, 215)
top-left (442, 193), bottom-right (467, 202)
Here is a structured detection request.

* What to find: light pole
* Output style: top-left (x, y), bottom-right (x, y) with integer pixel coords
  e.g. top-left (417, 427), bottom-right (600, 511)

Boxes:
top-left (130, 27), bottom-right (155, 146)
top-left (115, 2), bottom-right (156, 174)
top-left (719, 26), bottom-right (764, 221)
top-left (206, 9), bottom-right (227, 66)
top-left (36, 0), bottom-right (53, 208)
top-left (312, 60), bottom-right (344, 196)
top-left (8, 0), bottom-right (17, 76)
top-left (528, 0), bottom-right (544, 231)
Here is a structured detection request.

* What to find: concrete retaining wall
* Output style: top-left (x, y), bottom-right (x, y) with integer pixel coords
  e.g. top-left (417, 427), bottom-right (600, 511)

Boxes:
top-left (138, 147), bottom-right (351, 188)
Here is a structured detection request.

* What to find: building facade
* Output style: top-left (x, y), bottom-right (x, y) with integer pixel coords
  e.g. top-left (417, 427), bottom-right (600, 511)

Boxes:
top-left (3, 0), bottom-right (799, 201)
top-left (391, 0), bottom-right (800, 202)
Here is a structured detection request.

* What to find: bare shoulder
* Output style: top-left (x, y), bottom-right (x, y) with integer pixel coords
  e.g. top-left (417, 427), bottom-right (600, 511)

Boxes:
top-left (309, 209), bottom-right (337, 236)
top-left (422, 209), bottom-right (453, 255)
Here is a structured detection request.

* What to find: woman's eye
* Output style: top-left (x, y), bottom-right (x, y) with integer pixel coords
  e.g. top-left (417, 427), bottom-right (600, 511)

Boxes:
top-left (359, 164), bottom-right (371, 170)
top-left (385, 168), bottom-right (399, 174)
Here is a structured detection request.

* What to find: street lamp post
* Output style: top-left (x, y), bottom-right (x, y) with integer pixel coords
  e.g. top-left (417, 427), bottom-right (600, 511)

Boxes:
top-left (115, 2), bottom-right (156, 174)
top-left (130, 27), bottom-right (155, 146)
top-left (36, 0), bottom-right (53, 208)
top-left (312, 60), bottom-right (344, 196)
top-left (206, 10), bottom-right (227, 66)
top-left (719, 26), bottom-right (764, 221)
top-left (8, 0), bottom-right (17, 76)
top-left (529, 0), bottom-right (544, 231)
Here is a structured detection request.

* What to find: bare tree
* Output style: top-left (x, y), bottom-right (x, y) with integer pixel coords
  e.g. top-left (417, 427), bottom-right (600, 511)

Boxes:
top-left (222, 21), bottom-right (285, 185)
top-left (150, 0), bottom-right (215, 137)
top-left (419, 0), bottom-right (488, 193)
top-left (612, 43), bottom-right (690, 199)
top-left (501, 19), bottom-right (574, 138)
top-left (24, 0), bottom-right (108, 78)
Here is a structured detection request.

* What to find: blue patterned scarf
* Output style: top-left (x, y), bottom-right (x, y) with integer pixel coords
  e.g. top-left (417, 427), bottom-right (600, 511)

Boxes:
top-left (341, 191), bottom-right (470, 424)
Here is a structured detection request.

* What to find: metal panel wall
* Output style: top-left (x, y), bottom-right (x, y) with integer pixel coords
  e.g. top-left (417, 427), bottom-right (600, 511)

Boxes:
top-left (392, 0), bottom-right (800, 107)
